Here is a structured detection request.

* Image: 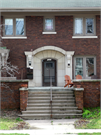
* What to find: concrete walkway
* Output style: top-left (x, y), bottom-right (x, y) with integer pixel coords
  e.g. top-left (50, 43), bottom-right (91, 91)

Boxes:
top-left (25, 119), bottom-right (79, 131)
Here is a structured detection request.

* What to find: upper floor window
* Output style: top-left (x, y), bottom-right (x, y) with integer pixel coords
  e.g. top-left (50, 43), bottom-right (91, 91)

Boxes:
top-left (4, 17), bottom-right (25, 36)
top-left (74, 16), bottom-right (96, 36)
top-left (43, 17), bottom-right (55, 32)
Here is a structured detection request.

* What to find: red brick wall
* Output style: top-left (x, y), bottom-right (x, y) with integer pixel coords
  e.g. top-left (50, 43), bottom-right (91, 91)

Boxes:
top-left (1, 15), bottom-right (100, 79)
top-left (1, 81), bottom-right (100, 110)
top-left (1, 81), bottom-right (28, 110)
top-left (73, 81), bottom-right (100, 108)
top-left (20, 90), bottom-right (28, 111)
top-left (74, 90), bottom-right (83, 110)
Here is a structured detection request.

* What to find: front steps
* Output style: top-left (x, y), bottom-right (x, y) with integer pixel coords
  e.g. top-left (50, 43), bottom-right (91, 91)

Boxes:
top-left (20, 87), bottom-right (82, 120)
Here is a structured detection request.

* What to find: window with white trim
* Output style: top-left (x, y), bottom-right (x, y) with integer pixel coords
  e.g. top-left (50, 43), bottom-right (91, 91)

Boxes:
top-left (74, 56), bottom-right (96, 79)
top-left (74, 16), bottom-right (96, 36)
top-left (4, 17), bottom-right (25, 36)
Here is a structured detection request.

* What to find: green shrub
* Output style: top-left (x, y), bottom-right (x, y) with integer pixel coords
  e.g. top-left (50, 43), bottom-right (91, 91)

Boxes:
top-left (82, 107), bottom-right (100, 119)
top-left (16, 117), bottom-right (23, 122)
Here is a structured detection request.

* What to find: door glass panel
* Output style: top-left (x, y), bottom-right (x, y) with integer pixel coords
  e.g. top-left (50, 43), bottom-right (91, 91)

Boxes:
top-left (86, 58), bottom-right (94, 77)
top-left (46, 63), bottom-right (54, 68)
top-left (75, 58), bottom-right (83, 77)
top-left (44, 61), bottom-right (55, 83)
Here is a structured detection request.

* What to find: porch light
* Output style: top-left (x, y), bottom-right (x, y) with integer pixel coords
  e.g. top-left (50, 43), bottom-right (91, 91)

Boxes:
top-left (28, 61), bottom-right (31, 66)
top-left (0, 48), bottom-right (10, 67)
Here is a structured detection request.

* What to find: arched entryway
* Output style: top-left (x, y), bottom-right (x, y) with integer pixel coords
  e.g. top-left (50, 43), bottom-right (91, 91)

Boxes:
top-left (25, 46), bottom-right (74, 87)
top-left (42, 59), bottom-right (57, 86)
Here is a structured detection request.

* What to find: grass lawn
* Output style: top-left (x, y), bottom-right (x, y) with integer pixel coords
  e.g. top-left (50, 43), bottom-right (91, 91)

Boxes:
top-left (78, 133), bottom-right (101, 135)
top-left (0, 134), bottom-right (29, 135)
top-left (83, 117), bottom-right (101, 129)
top-left (0, 117), bottom-right (24, 130)
top-left (75, 107), bottom-right (101, 129)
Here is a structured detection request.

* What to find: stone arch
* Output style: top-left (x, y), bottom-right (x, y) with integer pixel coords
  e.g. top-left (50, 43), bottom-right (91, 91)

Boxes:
top-left (32, 46), bottom-right (66, 56)
top-left (25, 46), bottom-right (74, 87)
top-left (33, 48), bottom-right (65, 87)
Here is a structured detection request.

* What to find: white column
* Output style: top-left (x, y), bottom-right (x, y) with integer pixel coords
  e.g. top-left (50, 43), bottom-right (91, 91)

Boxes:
top-left (25, 52), bottom-right (33, 68)
top-left (65, 51), bottom-right (74, 79)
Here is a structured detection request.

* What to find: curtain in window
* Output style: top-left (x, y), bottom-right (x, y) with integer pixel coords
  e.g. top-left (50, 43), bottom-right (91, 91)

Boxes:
top-left (75, 18), bottom-right (83, 34)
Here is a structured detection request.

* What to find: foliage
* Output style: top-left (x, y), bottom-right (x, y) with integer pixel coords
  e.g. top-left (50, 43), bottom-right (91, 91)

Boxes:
top-left (0, 134), bottom-right (29, 135)
top-left (16, 117), bottom-right (23, 122)
top-left (84, 117), bottom-right (101, 129)
top-left (82, 107), bottom-right (101, 119)
top-left (0, 24), bottom-right (19, 78)
top-left (0, 118), bottom-right (23, 130)
top-left (75, 107), bottom-right (101, 129)
top-left (78, 133), bottom-right (101, 135)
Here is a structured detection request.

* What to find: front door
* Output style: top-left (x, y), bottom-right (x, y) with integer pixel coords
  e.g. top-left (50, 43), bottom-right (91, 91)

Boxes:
top-left (42, 59), bottom-right (57, 86)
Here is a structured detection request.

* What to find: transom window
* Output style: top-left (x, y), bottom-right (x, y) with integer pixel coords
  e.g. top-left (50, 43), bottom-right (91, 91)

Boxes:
top-left (4, 18), bottom-right (25, 36)
top-left (74, 56), bottom-right (96, 79)
top-left (74, 16), bottom-right (95, 36)
top-left (44, 17), bottom-right (55, 32)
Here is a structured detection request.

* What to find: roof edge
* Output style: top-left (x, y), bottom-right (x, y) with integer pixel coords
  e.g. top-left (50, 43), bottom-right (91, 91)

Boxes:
top-left (0, 7), bottom-right (101, 10)
top-left (0, 8), bottom-right (101, 12)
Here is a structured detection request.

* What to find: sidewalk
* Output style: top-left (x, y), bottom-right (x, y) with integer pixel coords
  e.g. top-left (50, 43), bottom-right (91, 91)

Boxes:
top-left (25, 119), bottom-right (79, 130)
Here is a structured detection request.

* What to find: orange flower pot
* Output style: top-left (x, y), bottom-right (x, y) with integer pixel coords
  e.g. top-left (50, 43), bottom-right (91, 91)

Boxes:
top-left (21, 84), bottom-right (28, 88)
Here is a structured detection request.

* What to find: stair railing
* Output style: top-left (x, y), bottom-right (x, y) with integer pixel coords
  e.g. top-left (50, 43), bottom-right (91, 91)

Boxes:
top-left (50, 76), bottom-right (52, 119)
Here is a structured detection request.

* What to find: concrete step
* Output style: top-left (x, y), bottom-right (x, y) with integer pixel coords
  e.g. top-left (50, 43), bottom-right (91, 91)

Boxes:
top-left (26, 106), bottom-right (78, 110)
top-left (28, 90), bottom-right (74, 94)
top-left (22, 110), bottom-right (82, 114)
top-left (28, 94), bottom-right (74, 97)
top-left (28, 100), bottom-right (75, 103)
top-left (20, 88), bottom-right (82, 120)
top-left (27, 103), bottom-right (76, 107)
top-left (19, 113), bottom-right (82, 120)
top-left (28, 97), bottom-right (75, 100)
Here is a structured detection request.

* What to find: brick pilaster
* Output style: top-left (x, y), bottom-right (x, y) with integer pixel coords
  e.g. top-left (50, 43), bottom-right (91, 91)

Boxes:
top-left (74, 88), bottom-right (84, 111)
top-left (19, 88), bottom-right (28, 111)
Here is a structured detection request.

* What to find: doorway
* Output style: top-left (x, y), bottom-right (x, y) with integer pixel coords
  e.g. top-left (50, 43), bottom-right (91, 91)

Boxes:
top-left (42, 59), bottom-right (57, 86)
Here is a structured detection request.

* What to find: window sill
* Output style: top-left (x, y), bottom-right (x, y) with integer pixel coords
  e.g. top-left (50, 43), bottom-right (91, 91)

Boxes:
top-left (2, 37), bottom-right (27, 39)
top-left (73, 79), bottom-right (101, 82)
top-left (42, 32), bottom-right (57, 34)
top-left (72, 36), bottom-right (98, 39)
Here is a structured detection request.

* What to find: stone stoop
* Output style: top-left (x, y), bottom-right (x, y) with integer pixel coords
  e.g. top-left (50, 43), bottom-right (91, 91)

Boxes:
top-left (19, 87), bottom-right (82, 120)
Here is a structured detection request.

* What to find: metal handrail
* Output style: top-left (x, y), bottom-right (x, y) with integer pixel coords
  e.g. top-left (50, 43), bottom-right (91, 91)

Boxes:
top-left (50, 77), bottom-right (52, 119)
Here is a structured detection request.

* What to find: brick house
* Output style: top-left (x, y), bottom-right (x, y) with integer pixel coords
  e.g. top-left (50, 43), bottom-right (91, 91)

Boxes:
top-left (0, 0), bottom-right (100, 119)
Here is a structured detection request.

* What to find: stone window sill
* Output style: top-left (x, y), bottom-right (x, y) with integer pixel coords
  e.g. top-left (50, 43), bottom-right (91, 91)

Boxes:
top-left (73, 79), bottom-right (101, 82)
top-left (42, 32), bottom-right (57, 34)
top-left (72, 36), bottom-right (98, 38)
top-left (2, 37), bottom-right (27, 39)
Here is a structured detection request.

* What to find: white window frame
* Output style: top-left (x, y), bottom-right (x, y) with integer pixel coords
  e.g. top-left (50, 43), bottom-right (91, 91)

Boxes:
top-left (73, 16), bottom-right (96, 36)
top-left (74, 56), bottom-right (96, 79)
top-left (3, 17), bottom-right (26, 37)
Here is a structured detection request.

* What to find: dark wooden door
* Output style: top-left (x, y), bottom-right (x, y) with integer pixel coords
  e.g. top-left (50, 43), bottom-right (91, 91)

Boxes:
top-left (42, 59), bottom-right (57, 86)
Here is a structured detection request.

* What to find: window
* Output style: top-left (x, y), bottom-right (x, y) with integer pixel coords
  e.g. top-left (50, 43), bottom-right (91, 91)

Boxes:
top-left (74, 56), bottom-right (96, 79)
top-left (43, 17), bottom-right (55, 32)
top-left (4, 17), bottom-right (25, 36)
top-left (74, 16), bottom-right (96, 36)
